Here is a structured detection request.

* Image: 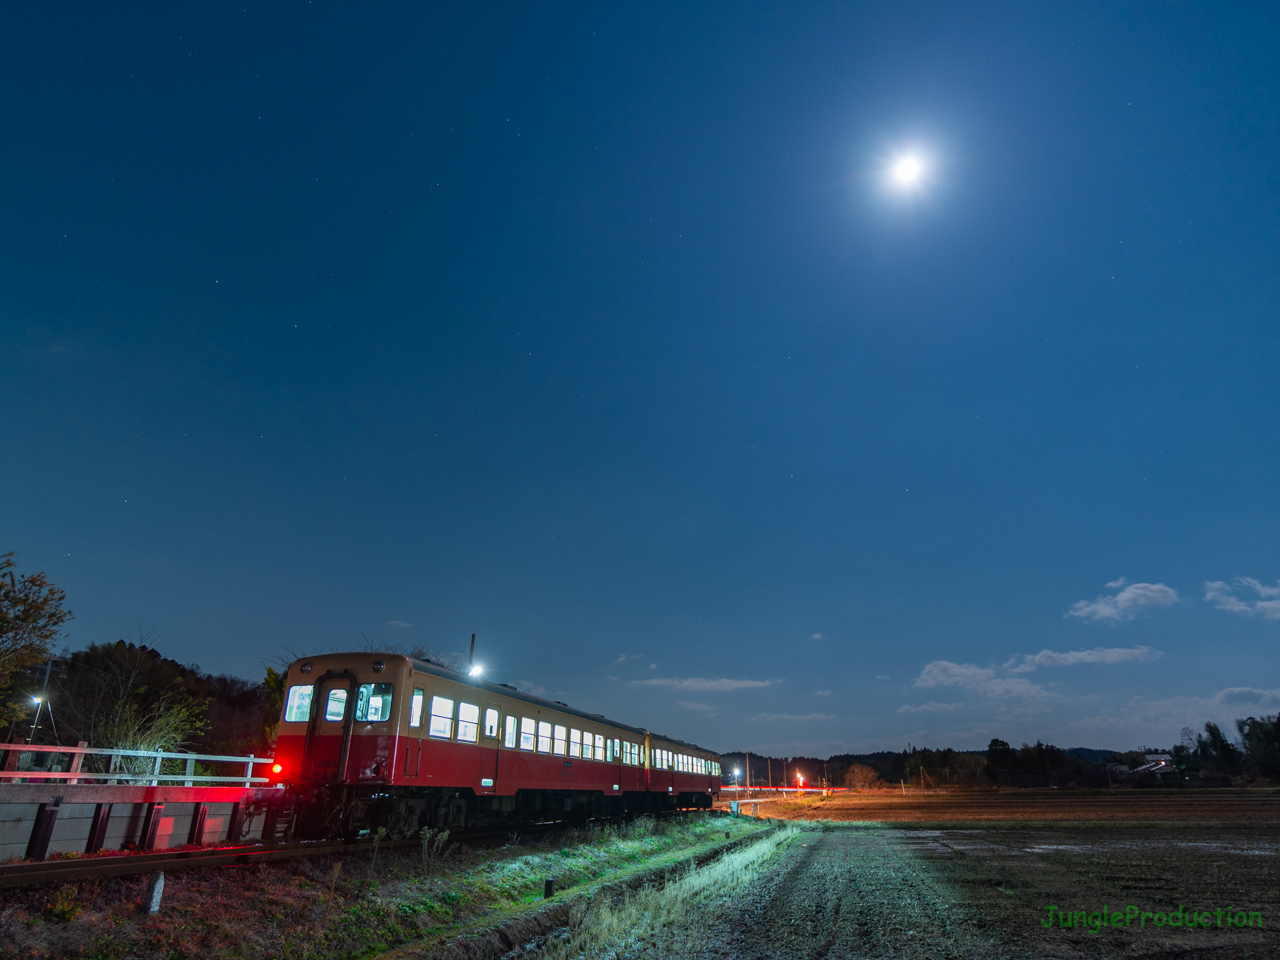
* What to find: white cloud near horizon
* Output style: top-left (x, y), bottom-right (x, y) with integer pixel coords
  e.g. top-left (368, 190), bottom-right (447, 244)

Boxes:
top-left (1068, 578), bottom-right (1179, 622)
top-left (897, 701), bottom-right (963, 714)
top-left (913, 660), bottom-right (1053, 700)
top-left (634, 676), bottom-right (777, 691)
top-left (1205, 578), bottom-right (1280, 619)
top-left (1070, 685), bottom-right (1280, 747)
top-left (1004, 645), bottom-right (1161, 674)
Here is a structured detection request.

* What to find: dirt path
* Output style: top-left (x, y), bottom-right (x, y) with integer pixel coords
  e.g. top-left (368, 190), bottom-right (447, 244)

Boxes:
top-left (703, 823), bottom-right (1005, 960)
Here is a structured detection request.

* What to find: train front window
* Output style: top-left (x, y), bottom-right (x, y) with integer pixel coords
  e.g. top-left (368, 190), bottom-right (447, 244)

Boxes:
top-left (409, 687), bottom-right (424, 728)
top-left (553, 725), bottom-right (567, 755)
top-left (428, 696), bottom-right (454, 739)
top-left (355, 683), bottom-right (394, 722)
top-left (520, 717), bottom-right (536, 750)
top-left (324, 688), bottom-right (348, 721)
top-left (458, 703), bottom-right (479, 742)
top-left (484, 708), bottom-right (499, 739)
top-left (284, 685), bottom-right (313, 722)
top-left (537, 721), bottom-right (552, 753)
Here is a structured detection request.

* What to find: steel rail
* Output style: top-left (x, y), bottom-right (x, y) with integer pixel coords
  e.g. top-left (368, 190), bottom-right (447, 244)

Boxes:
top-left (0, 818), bottom-right (579, 889)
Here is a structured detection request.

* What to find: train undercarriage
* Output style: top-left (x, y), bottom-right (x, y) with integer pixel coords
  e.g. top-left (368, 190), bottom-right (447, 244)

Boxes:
top-left (288, 784), bottom-right (713, 841)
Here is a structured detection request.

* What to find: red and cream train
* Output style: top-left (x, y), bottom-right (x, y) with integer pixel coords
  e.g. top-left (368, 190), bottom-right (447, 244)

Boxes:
top-left (273, 652), bottom-right (723, 838)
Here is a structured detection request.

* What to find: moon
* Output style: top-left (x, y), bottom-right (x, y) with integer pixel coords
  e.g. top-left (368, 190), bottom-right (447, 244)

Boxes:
top-left (891, 156), bottom-right (923, 187)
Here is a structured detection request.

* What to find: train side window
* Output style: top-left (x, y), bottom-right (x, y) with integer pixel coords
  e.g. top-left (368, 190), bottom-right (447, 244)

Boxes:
top-left (553, 724), bottom-right (567, 755)
top-left (458, 703), bottom-right (480, 742)
top-left (605, 739), bottom-right (613, 762)
top-left (594, 734), bottom-right (604, 759)
top-left (355, 683), bottom-right (394, 722)
top-left (520, 717), bottom-right (536, 750)
top-left (614, 739), bottom-right (621, 762)
top-left (537, 721), bottom-right (552, 753)
top-left (484, 707), bottom-right (499, 739)
top-left (505, 715), bottom-right (518, 748)
top-left (324, 688), bottom-right (348, 721)
top-left (284, 685), bottom-right (313, 722)
top-left (428, 696), bottom-right (455, 739)
top-left (409, 687), bottom-right (425, 728)
top-left (569, 729), bottom-right (581, 758)
top-left (581, 733), bottom-right (593, 760)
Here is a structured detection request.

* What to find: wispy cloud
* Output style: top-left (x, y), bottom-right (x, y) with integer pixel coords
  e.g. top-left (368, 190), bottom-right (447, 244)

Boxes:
top-left (614, 653), bottom-right (641, 664)
top-left (517, 680), bottom-right (547, 697)
top-left (633, 677), bottom-right (778, 691)
top-left (1068, 578), bottom-right (1179, 622)
top-left (912, 661), bottom-right (1053, 700)
top-left (815, 690), bottom-right (832, 696)
top-left (810, 633), bottom-right (824, 640)
top-left (387, 620), bottom-right (415, 628)
top-left (677, 701), bottom-right (715, 712)
top-left (1004, 645), bottom-right (1161, 674)
top-left (752, 712), bottom-right (837, 722)
top-left (1205, 578), bottom-right (1280, 619)
top-left (897, 701), bottom-right (962, 714)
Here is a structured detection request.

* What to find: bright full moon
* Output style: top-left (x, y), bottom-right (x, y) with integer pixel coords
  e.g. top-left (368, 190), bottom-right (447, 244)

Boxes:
top-left (891, 155), bottom-right (923, 187)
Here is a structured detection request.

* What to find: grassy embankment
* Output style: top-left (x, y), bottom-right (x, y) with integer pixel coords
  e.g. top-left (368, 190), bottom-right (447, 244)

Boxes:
top-left (0, 814), bottom-right (768, 960)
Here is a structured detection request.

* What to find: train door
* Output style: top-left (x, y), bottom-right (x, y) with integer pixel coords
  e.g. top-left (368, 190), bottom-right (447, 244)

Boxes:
top-left (404, 684), bottom-right (425, 778)
top-left (302, 669), bottom-right (357, 781)
top-left (478, 704), bottom-right (500, 793)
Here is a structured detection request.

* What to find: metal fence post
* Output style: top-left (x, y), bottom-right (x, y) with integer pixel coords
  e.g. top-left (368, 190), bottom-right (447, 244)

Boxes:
top-left (151, 750), bottom-right (163, 786)
top-left (107, 752), bottom-right (120, 785)
top-left (244, 753), bottom-right (255, 788)
top-left (184, 757), bottom-right (195, 787)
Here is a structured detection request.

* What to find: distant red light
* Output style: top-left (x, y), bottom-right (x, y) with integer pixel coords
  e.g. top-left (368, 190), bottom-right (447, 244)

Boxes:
top-left (272, 763), bottom-right (283, 774)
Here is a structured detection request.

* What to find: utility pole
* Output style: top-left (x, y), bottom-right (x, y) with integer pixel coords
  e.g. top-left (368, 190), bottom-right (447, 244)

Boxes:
top-left (468, 634), bottom-right (476, 669)
top-left (745, 752), bottom-right (751, 801)
top-left (26, 658), bottom-right (54, 744)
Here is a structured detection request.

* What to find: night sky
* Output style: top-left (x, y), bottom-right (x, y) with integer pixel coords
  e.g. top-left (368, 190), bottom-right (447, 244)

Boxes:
top-left (4, 4), bottom-right (1278, 755)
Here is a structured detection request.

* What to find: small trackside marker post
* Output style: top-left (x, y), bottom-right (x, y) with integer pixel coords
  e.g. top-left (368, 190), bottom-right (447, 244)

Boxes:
top-left (145, 872), bottom-right (165, 915)
top-left (544, 878), bottom-right (555, 899)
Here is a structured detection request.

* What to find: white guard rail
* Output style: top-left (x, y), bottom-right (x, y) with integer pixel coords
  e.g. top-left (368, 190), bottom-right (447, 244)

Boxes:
top-left (0, 742), bottom-right (276, 787)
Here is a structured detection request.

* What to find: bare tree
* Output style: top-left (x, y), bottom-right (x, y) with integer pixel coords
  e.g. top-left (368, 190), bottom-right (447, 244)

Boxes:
top-left (0, 552), bottom-right (73, 723)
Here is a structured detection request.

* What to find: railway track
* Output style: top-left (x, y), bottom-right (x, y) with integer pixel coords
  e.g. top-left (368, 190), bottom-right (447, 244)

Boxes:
top-left (0, 819), bottom-right (575, 889)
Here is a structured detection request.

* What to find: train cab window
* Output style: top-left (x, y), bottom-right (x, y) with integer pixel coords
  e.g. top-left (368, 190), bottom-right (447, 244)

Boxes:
top-left (581, 733), bottom-right (593, 760)
top-left (409, 687), bottom-right (425, 728)
top-left (457, 703), bottom-right (480, 742)
top-left (520, 717), bottom-right (536, 750)
top-left (324, 688), bottom-right (348, 721)
top-left (284, 685), bottom-right (313, 722)
top-left (505, 715), bottom-right (518, 748)
top-left (484, 707), bottom-right (500, 739)
top-left (594, 734), bottom-right (605, 759)
top-left (553, 725), bottom-right (567, 755)
top-left (537, 721), bottom-right (552, 753)
top-left (355, 683), bottom-right (394, 722)
top-left (569, 729), bottom-right (581, 757)
top-left (428, 696), bottom-right (455, 739)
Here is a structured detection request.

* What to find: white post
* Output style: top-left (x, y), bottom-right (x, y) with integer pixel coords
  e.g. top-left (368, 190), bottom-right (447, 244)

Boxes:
top-left (151, 751), bottom-right (163, 786)
top-left (244, 753), bottom-right (255, 788)
top-left (184, 757), bottom-right (195, 787)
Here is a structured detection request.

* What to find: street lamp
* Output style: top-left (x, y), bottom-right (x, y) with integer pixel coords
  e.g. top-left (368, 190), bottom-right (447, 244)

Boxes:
top-left (734, 767), bottom-right (741, 798)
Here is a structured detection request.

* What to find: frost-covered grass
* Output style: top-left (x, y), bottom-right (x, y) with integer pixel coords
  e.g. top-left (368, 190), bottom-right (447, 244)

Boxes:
top-left (0, 814), bottom-right (766, 960)
top-left (531, 822), bottom-right (803, 960)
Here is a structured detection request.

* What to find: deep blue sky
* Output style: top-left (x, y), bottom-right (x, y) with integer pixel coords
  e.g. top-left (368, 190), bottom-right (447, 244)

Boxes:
top-left (4, 3), bottom-right (1278, 755)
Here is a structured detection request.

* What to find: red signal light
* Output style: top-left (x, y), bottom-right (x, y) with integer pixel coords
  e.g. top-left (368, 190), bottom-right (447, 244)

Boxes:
top-left (272, 763), bottom-right (283, 774)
